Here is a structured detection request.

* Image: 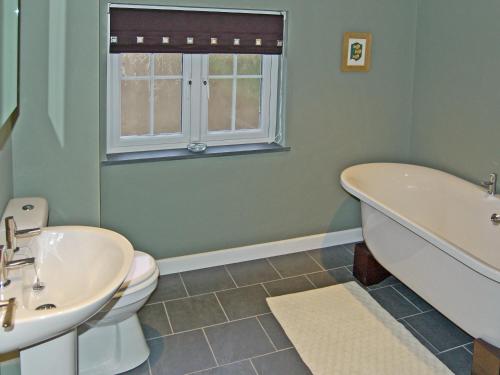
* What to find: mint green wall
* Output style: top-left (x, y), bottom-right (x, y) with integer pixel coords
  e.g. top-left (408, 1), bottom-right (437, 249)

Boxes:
top-left (12, 0), bottom-right (100, 226)
top-left (410, 0), bottom-right (500, 184)
top-left (100, 0), bottom-right (418, 258)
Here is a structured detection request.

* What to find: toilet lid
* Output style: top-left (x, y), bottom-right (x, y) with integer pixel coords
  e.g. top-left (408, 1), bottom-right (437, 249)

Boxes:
top-left (120, 251), bottom-right (157, 290)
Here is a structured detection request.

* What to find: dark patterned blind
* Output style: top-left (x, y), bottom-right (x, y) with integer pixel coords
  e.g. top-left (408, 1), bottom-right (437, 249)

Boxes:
top-left (109, 7), bottom-right (284, 54)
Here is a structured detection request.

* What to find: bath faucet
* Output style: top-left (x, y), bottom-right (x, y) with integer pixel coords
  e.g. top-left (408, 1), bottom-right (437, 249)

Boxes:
top-left (481, 173), bottom-right (497, 195)
top-left (491, 214), bottom-right (500, 225)
top-left (5, 216), bottom-right (42, 252)
top-left (0, 297), bottom-right (15, 329)
top-left (0, 245), bottom-right (36, 288)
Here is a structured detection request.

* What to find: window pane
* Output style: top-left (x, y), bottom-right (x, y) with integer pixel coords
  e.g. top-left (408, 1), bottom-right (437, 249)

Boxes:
top-left (154, 79), bottom-right (182, 134)
top-left (154, 54), bottom-right (182, 76)
top-left (209, 54), bottom-right (233, 75)
top-left (121, 80), bottom-right (150, 136)
top-left (237, 55), bottom-right (262, 75)
top-left (208, 79), bottom-right (233, 131)
top-left (121, 53), bottom-right (150, 76)
top-left (236, 79), bottom-right (261, 130)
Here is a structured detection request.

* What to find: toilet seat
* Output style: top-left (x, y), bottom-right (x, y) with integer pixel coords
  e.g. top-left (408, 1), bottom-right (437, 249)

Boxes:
top-left (117, 251), bottom-right (157, 296)
top-left (94, 251), bottom-right (158, 314)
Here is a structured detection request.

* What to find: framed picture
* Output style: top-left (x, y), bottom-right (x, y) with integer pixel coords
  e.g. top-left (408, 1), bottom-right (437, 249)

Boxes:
top-left (341, 32), bottom-right (372, 72)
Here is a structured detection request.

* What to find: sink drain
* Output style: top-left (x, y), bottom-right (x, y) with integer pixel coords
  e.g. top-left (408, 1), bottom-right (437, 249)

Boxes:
top-left (36, 304), bottom-right (56, 311)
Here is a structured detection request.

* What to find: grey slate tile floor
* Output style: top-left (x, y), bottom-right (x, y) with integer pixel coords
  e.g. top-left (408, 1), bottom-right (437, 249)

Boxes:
top-left (126, 244), bottom-right (474, 375)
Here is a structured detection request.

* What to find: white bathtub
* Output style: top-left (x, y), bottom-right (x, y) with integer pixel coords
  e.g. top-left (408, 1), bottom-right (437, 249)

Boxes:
top-left (341, 163), bottom-right (500, 347)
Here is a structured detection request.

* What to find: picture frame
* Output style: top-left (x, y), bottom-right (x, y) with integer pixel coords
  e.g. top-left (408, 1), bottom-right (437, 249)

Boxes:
top-left (341, 32), bottom-right (372, 72)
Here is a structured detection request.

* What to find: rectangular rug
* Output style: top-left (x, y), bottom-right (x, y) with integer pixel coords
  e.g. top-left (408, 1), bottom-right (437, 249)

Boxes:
top-left (267, 282), bottom-right (453, 375)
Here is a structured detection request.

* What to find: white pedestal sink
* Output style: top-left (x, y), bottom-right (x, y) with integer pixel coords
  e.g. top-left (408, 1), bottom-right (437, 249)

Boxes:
top-left (0, 226), bottom-right (134, 375)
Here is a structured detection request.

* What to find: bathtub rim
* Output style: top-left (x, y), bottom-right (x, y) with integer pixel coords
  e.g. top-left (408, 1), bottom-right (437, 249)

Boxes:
top-left (341, 162), bottom-right (500, 283)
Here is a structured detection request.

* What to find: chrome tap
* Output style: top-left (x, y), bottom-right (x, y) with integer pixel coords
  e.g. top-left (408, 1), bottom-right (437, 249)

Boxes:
top-left (0, 297), bottom-right (15, 329)
top-left (491, 213), bottom-right (500, 224)
top-left (0, 246), bottom-right (9, 288)
top-left (0, 244), bottom-right (35, 288)
top-left (5, 216), bottom-right (42, 252)
top-left (481, 173), bottom-right (497, 195)
top-left (0, 217), bottom-right (41, 288)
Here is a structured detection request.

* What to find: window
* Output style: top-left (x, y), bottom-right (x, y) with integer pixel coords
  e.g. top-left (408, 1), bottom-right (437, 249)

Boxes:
top-left (106, 6), bottom-right (285, 154)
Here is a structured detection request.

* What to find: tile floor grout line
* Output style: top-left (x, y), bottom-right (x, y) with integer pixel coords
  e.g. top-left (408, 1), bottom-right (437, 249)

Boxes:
top-left (266, 258), bottom-right (285, 279)
top-left (249, 358), bottom-right (260, 375)
top-left (344, 265), bottom-right (353, 275)
top-left (367, 281), bottom-right (402, 291)
top-left (325, 263), bottom-right (354, 272)
top-left (303, 274), bottom-right (318, 289)
top-left (145, 312), bottom-right (275, 341)
top-left (341, 243), bottom-right (355, 255)
top-left (437, 341), bottom-right (475, 355)
top-left (390, 285), bottom-right (424, 313)
top-left (213, 292), bottom-right (230, 322)
top-left (305, 251), bottom-right (327, 271)
top-left (402, 318), bottom-right (440, 354)
top-left (223, 264), bottom-right (239, 288)
top-left (188, 347), bottom-right (294, 374)
top-left (256, 315), bottom-right (278, 351)
top-left (201, 327), bottom-right (220, 368)
top-left (185, 364), bottom-right (219, 375)
top-left (462, 344), bottom-right (473, 355)
top-left (148, 263), bottom-right (356, 308)
top-left (260, 282), bottom-right (271, 297)
top-left (397, 309), bottom-right (432, 321)
top-left (184, 359), bottom-right (253, 375)
top-left (147, 359), bottom-right (152, 375)
top-left (178, 272), bottom-right (191, 297)
top-left (184, 348), bottom-right (292, 375)
top-left (304, 273), bottom-right (318, 288)
top-left (162, 301), bottom-right (175, 334)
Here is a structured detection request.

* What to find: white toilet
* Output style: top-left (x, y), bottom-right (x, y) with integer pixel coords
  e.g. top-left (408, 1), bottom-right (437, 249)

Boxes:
top-left (1, 198), bottom-right (159, 375)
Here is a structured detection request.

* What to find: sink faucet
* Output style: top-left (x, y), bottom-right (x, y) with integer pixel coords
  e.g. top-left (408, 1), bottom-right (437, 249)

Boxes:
top-left (5, 216), bottom-right (42, 252)
top-left (0, 297), bottom-right (15, 330)
top-left (481, 173), bottom-right (497, 195)
top-left (0, 217), bottom-right (41, 288)
top-left (0, 245), bottom-right (35, 288)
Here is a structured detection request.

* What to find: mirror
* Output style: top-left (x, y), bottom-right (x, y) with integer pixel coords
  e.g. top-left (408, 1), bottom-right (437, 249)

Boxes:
top-left (0, 0), bottom-right (19, 128)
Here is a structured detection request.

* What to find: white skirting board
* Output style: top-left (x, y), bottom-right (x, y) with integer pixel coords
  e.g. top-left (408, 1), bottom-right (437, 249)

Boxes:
top-left (157, 228), bottom-right (363, 275)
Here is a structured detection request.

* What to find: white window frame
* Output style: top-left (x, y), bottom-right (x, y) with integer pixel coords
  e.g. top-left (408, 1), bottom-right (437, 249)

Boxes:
top-left (107, 53), bottom-right (280, 154)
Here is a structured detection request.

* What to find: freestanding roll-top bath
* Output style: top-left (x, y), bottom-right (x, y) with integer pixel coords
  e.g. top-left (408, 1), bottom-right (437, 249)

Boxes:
top-left (341, 163), bottom-right (500, 347)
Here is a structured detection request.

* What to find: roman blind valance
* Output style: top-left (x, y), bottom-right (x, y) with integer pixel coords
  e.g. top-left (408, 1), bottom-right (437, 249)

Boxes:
top-left (109, 7), bottom-right (284, 55)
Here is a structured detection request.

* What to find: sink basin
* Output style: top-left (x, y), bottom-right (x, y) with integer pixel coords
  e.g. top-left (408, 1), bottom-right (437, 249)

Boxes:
top-left (0, 226), bottom-right (134, 354)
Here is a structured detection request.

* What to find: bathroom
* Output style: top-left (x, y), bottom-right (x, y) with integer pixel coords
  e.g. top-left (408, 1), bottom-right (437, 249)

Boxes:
top-left (0, 0), bottom-right (499, 374)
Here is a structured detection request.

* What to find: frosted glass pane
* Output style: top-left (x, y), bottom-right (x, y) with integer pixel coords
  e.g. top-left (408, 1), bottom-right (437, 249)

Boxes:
top-left (155, 54), bottom-right (182, 76)
top-left (121, 53), bottom-right (150, 76)
top-left (209, 54), bottom-right (233, 75)
top-left (121, 80), bottom-right (150, 136)
top-left (237, 55), bottom-right (261, 75)
top-left (208, 79), bottom-right (232, 131)
top-left (154, 79), bottom-right (182, 134)
top-left (236, 79), bottom-right (261, 130)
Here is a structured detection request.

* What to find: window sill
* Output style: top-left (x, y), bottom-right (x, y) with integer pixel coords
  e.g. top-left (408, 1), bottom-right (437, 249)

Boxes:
top-left (101, 143), bottom-right (290, 165)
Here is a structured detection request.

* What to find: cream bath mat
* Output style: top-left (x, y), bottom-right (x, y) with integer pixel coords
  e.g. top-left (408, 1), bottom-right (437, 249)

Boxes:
top-left (267, 282), bottom-right (453, 375)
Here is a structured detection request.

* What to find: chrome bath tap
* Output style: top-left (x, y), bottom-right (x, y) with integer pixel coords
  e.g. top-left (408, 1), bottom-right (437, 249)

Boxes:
top-left (481, 173), bottom-right (497, 195)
